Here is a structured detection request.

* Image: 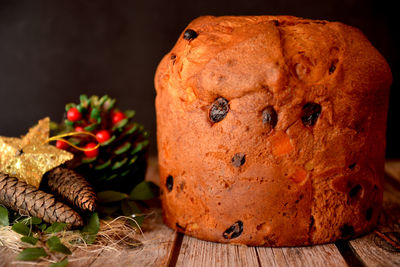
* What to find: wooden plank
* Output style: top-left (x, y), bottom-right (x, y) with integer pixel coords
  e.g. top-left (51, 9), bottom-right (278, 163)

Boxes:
top-left (257, 245), bottom-right (347, 267)
top-left (384, 160), bottom-right (400, 184)
top-left (348, 170), bottom-right (400, 267)
top-left (175, 235), bottom-right (347, 267)
top-left (175, 235), bottom-right (260, 267)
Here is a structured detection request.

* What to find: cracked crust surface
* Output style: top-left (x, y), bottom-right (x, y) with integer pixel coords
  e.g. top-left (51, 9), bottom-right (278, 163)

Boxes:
top-left (155, 15), bottom-right (392, 246)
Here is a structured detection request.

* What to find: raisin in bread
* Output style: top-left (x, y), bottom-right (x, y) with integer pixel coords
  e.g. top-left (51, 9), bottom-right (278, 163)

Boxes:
top-left (154, 15), bottom-right (392, 246)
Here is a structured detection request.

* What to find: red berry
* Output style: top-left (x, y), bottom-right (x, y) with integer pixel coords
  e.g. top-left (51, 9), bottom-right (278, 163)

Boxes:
top-left (84, 143), bottom-right (99, 158)
top-left (112, 111), bottom-right (126, 125)
top-left (56, 140), bottom-right (69, 150)
top-left (67, 107), bottom-right (82, 121)
top-left (96, 130), bottom-right (111, 143)
top-left (75, 126), bottom-right (84, 132)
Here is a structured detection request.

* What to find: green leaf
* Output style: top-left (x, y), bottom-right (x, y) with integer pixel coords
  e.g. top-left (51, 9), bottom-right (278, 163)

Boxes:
top-left (82, 213), bottom-right (99, 234)
top-left (46, 236), bottom-right (72, 255)
top-left (21, 217), bottom-right (42, 226)
top-left (100, 135), bottom-right (116, 146)
top-left (127, 155), bottom-right (138, 166)
top-left (37, 223), bottom-right (47, 231)
top-left (21, 236), bottom-right (38, 245)
top-left (65, 103), bottom-right (76, 112)
top-left (64, 119), bottom-right (74, 127)
top-left (129, 181), bottom-right (159, 201)
top-left (81, 212), bottom-right (100, 244)
top-left (112, 118), bottom-right (128, 130)
top-left (94, 159), bottom-right (112, 170)
top-left (50, 259), bottom-right (69, 267)
top-left (84, 123), bottom-right (98, 132)
top-left (76, 105), bottom-right (87, 115)
top-left (124, 110), bottom-right (136, 119)
top-left (82, 157), bottom-right (97, 164)
top-left (114, 142), bottom-right (131, 155)
top-left (90, 107), bottom-right (101, 120)
top-left (121, 200), bottom-right (144, 226)
top-left (111, 158), bottom-right (128, 170)
top-left (131, 140), bottom-right (149, 155)
top-left (99, 95), bottom-right (109, 107)
top-left (90, 95), bottom-right (99, 107)
top-left (97, 191), bottom-right (128, 203)
top-left (44, 222), bottom-right (67, 234)
top-left (16, 247), bottom-right (47, 261)
top-left (12, 223), bottom-right (31, 236)
top-left (124, 123), bottom-right (138, 135)
top-left (0, 206), bottom-right (9, 226)
top-left (103, 98), bottom-right (116, 111)
top-left (80, 94), bottom-right (89, 107)
top-left (96, 204), bottom-right (120, 216)
top-left (30, 217), bottom-right (42, 225)
top-left (105, 174), bottom-right (118, 181)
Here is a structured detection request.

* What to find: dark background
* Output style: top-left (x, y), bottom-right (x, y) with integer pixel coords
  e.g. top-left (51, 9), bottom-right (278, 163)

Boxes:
top-left (0, 0), bottom-right (398, 156)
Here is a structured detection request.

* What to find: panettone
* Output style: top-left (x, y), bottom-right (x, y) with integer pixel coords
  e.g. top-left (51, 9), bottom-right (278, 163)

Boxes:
top-left (154, 15), bottom-right (392, 246)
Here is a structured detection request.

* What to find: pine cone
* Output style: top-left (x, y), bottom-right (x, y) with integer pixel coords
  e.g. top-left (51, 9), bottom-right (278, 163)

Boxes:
top-left (44, 167), bottom-right (96, 212)
top-left (0, 172), bottom-right (83, 227)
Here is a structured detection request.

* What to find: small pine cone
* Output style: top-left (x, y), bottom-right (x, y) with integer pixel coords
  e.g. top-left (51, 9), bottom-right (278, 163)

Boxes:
top-left (45, 167), bottom-right (96, 212)
top-left (0, 172), bottom-right (83, 227)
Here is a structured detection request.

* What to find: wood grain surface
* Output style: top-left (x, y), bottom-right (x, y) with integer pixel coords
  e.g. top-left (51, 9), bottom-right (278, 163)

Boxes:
top-left (1, 158), bottom-right (399, 267)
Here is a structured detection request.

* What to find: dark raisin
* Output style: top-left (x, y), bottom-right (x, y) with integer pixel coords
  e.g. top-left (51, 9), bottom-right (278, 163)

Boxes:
top-left (262, 106), bottom-right (278, 128)
top-left (301, 102), bottom-right (321, 127)
top-left (231, 153), bottom-right (246, 167)
top-left (329, 62), bottom-right (337, 74)
top-left (166, 175), bottom-right (173, 192)
top-left (223, 221), bottom-right (243, 239)
top-left (183, 29), bottom-right (198, 40)
top-left (340, 224), bottom-right (355, 238)
top-left (209, 97), bottom-right (229, 123)
top-left (366, 208), bottom-right (373, 221)
top-left (349, 184), bottom-right (362, 198)
top-left (272, 20), bottom-right (280, 26)
top-left (349, 163), bottom-right (356, 169)
top-left (309, 216), bottom-right (315, 229)
top-left (170, 54), bottom-right (176, 60)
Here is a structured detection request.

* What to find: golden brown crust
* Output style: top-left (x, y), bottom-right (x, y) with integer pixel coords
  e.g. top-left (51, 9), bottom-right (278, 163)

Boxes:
top-left (155, 15), bottom-right (392, 246)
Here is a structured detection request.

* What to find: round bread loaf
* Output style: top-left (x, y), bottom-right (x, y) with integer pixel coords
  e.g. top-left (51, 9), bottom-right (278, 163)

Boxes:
top-left (154, 15), bottom-right (392, 246)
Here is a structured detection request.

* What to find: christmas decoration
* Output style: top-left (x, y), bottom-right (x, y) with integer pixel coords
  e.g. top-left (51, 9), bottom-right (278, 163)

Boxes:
top-left (55, 95), bottom-right (149, 193)
top-left (0, 172), bottom-right (83, 227)
top-left (0, 118), bottom-right (73, 188)
top-left (44, 167), bottom-right (97, 212)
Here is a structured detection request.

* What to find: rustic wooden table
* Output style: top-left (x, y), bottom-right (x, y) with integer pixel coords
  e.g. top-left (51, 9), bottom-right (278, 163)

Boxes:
top-left (1, 158), bottom-right (400, 267)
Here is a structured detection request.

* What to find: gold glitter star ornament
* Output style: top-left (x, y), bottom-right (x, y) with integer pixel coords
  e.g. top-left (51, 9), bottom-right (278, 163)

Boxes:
top-left (0, 117), bottom-right (73, 188)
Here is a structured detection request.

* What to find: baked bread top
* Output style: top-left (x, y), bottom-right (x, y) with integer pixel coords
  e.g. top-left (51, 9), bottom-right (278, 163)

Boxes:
top-left (155, 15), bottom-right (392, 106)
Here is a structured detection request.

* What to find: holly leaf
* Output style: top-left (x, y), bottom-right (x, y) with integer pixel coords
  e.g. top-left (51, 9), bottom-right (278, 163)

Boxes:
top-left (0, 206), bottom-right (9, 226)
top-left (81, 212), bottom-right (99, 244)
top-left (50, 259), bottom-right (69, 267)
top-left (129, 181), bottom-right (159, 201)
top-left (97, 191), bottom-right (128, 203)
top-left (16, 247), bottom-right (47, 261)
top-left (44, 222), bottom-right (67, 234)
top-left (21, 236), bottom-right (38, 245)
top-left (46, 236), bottom-right (72, 255)
top-left (12, 223), bottom-right (31, 236)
